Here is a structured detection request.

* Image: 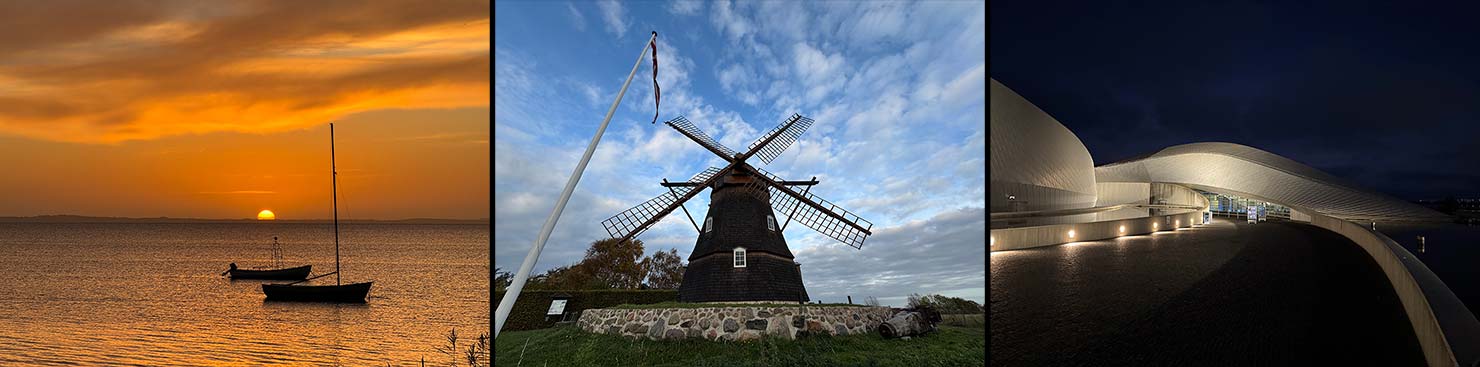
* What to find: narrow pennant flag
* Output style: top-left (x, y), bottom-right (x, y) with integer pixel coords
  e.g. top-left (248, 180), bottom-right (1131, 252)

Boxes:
top-left (650, 31), bottom-right (660, 124)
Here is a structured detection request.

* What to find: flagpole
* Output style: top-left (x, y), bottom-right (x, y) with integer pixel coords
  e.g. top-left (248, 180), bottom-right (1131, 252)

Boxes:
top-left (496, 31), bottom-right (657, 339)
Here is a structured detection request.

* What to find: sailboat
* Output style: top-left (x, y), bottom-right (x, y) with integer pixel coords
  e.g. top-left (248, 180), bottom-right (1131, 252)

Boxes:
top-left (223, 236), bottom-right (312, 280)
top-left (262, 123), bottom-right (373, 303)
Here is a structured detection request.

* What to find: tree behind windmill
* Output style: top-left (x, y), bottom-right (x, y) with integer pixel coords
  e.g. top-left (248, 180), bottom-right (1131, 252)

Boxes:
top-left (522, 238), bottom-right (642, 290)
top-left (581, 238), bottom-right (646, 289)
top-left (642, 249), bottom-right (685, 289)
top-left (520, 238), bottom-right (687, 290)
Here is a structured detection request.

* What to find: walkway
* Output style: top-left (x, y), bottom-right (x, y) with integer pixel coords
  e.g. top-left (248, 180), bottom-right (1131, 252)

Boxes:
top-left (990, 218), bottom-right (1423, 366)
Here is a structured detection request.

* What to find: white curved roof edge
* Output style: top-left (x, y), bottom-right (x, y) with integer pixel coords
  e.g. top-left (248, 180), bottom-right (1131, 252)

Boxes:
top-left (989, 78), bottom-right (1098, 202)
top-left (1096, 142), bottom-right (1450, 222)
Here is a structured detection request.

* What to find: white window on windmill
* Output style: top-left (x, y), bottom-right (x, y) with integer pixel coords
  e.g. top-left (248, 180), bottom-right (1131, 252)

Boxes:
top-left (767, 215), bottom-right (776, 231)
top-left (733, 247), bottom-right (747, 268)
top-left (704, 217), bottom-right (713, 233)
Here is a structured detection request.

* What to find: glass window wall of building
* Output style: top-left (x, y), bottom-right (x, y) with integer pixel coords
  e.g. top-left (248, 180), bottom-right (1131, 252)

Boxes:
top-left (1198, 190), bottom-right (1292, 221)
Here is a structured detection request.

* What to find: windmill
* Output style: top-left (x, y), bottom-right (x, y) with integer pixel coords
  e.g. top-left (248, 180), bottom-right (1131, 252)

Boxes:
top-left (602, 114), bottom-right (873, 303)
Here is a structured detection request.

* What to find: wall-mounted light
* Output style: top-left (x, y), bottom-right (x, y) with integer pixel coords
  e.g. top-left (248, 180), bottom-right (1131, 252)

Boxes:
top-left (1119, 225), bottom-right (1126, 234)
top-left (1068, 229), bottom-right (1076, 239)
top-left (991, 236), bottom-right (996, 246)
top-left (1176, 220), bottom-right (1181, 227)
top-left (1153, 222), bottom-right (1159, 230)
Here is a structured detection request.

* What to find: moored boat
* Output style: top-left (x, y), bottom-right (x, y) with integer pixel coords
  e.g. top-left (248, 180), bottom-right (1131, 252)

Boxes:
top-left (261, 123), bottom-right (373, 303)
top-left (224, 236), bottom-right (311, 280)
top-left (263, 281), bottom-right (373, 302)
top-left (226, 264), bottom-right (312, 280)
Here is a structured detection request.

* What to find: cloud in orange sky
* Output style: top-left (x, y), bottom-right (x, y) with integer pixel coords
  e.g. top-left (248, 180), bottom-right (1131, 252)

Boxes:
top-left (0, 0), bottom-right (490, 143)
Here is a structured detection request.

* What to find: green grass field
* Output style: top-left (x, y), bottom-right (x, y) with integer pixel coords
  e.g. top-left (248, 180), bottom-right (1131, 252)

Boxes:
top-left (494, 323), bottom-right (984, 367)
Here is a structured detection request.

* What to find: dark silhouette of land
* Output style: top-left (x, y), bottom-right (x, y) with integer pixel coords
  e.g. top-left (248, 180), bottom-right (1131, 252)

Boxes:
top-left (0, 215), bottom-right (489, 225)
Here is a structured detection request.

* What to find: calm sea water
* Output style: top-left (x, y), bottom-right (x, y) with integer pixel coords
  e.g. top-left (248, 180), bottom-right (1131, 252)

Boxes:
top-left (1379, 223), bottom-right (1480, 315)
top-left (0, 222), bottom-right (489, 366)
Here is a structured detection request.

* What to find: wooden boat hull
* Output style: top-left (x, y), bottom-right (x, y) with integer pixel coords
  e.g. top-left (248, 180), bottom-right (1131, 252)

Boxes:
top-left (228, 265), bottom-right (312, 280)
top-left (262, 282), bottom-right (372, 303)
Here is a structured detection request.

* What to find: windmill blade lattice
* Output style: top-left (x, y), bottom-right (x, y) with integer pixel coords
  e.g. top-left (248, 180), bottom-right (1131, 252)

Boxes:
top-left (601, 167), bottom-right (724, 240)
top-left (768, 185), bottom-right (873, 249)
top-left (746, 114), bottom-right (814, 165)
top-left (664, 116), bottom-right (737, 159)
top-left (743, 167), bottom-right (873, 249)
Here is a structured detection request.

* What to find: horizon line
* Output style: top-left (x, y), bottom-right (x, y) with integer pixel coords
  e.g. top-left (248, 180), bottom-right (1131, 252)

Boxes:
top-left (0, 214), bottom-right (490, 222)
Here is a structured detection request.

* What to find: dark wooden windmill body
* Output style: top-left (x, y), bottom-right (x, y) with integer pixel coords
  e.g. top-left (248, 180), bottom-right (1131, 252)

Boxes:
top-left (602, 114), bottom-right (873, 303)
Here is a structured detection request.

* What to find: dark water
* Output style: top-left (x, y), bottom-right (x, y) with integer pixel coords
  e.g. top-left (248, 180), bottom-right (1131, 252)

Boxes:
top-left (991, 219), bottom-right (1422, 366)
top-left (0, 222), bottom-right (489, 366)
top-left (1380, 223), bottom-right (1480, 315)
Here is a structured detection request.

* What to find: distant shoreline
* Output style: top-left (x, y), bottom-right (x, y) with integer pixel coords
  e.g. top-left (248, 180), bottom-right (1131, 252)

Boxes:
top-left (0, 215), bottom-right (489, 225)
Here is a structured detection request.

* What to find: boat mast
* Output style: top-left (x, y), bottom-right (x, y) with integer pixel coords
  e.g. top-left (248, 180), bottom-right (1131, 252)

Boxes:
top-left (331, 123), bottom-right (340, 286)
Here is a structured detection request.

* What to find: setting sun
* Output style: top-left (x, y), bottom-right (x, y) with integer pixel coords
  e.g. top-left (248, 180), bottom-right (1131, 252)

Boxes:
top-left (257, 210), bottom-right (276, 221)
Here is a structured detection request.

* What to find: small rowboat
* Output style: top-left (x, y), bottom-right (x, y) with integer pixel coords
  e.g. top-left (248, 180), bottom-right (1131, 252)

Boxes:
top-left (223, 235), bottom-right (311, 280)
top-left (226, 264), bottom-right (312, 280)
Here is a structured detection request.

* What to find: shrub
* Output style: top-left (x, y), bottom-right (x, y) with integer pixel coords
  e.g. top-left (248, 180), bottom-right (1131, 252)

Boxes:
top-left (905, 293), bottom-right (984, 314)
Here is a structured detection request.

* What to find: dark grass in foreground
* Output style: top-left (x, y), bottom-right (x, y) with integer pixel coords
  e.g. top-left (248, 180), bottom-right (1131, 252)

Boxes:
top-left (495, 324), bottom-right (985, 367)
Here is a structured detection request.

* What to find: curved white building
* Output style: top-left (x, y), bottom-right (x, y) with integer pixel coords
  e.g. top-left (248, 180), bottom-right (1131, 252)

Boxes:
top-left (990, 77), bottom-right (1448, 230)
top-left (1096, 142), bottom-right (1449, 222)
top-left (990, 78), bottom-right (1097, 213)
top-left (990, 78), bottom-right (1476, 366)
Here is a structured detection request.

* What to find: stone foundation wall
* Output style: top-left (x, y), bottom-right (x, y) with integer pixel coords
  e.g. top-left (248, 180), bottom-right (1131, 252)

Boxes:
top-left (577, 306), bottom-right (896, 341)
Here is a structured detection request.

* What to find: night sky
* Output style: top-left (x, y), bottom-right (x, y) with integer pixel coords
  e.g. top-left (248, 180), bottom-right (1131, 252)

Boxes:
top-left (990, 2), bottom-right (1480, 201)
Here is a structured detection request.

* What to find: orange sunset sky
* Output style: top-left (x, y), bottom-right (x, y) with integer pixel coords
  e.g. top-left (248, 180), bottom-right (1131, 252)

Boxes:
top-left (0, 1), bottom-right (490, 220)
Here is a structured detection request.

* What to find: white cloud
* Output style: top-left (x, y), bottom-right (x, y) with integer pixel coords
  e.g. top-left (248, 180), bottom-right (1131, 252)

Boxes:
top-left (794, 207), bottom-right (986, 305)
top-left (842, 88), bottom-right (907, 142)
top-left (841, 2), bottom-right (908, 47)
top-left (941, 63), bottom-right (986, 108)
top-left (596, 0), bottom-right (628, 38)
top-left (792, 43), bottom-right (844, 84)
top-left (566, 3), bottom-right (586, 31)
top-left (710, 0), bottom-right (752, 41)
top-left (634, 128), bottom-right (700, 163)
top-left (754, 1), bottom-right (809, 43)
top-left (667, 0), bottom-right (703, 16)
top-left (791, 42), bottom-right (847, 103)
top-left (716, 63), bottom-right (761, 106)
top-left (495, 48), bottom-right (567, 140)
top-left (579, 83), bottom-right (604, 109)
top-left (843, 52), bottom-right (909, 96)
top-left (715, 64), bottom-right (747, 92)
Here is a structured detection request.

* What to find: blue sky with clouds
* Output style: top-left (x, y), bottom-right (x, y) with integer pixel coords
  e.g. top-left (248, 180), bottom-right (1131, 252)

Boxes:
top-left (495, 0), bottom-right (985, 306)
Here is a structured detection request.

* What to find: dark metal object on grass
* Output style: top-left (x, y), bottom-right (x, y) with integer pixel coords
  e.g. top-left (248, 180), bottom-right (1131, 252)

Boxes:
top-left (879, 307), bottom-right (942, 339)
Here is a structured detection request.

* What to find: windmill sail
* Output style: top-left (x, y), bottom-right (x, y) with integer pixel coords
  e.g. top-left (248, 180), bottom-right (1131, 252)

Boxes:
top-left (747, 114), bottom-right (814, 164)
top-left (601, 167), bottom-right (724, 240)
top-left (745, 166), bottom-right (873, 249)
top-left (664, 116), bottom-right (737, 158)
